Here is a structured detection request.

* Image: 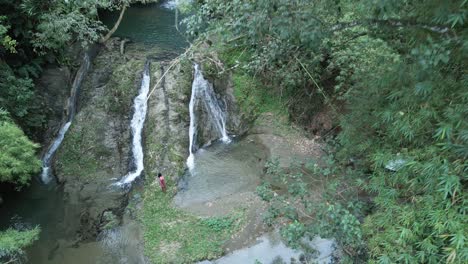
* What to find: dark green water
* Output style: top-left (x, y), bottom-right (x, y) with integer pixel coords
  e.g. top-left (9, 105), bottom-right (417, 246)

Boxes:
top-left (100, 2), bottom-right (188, 51)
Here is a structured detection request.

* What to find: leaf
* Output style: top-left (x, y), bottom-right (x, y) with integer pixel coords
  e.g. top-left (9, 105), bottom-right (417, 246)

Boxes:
top-left (414, 82), bottom-right (433, 97)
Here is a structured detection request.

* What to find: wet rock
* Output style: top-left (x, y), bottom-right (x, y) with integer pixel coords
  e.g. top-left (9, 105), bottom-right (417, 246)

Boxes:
top-left (48, 40), bottom-right (159, 243)
top-left (145, 59), bottom-right (192, 183)
top-left (194, 64), bottom-right (246, 147)
top-left (36, 66), bottom-right (71, 143)
top-left (100, 210), bottom-right (119, 230)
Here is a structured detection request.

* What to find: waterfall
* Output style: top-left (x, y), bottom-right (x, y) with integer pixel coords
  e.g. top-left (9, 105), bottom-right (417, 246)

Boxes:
top-left (117, 62), bottom-right (151, 185)
top-left (40, 54), bottom-right (90, 184)
top-left (186, 69), bottom-right (197, 170)
top-left (161, 0), bottom-right (177, 9)
top-left (187, 64), bottom-right (230, 170)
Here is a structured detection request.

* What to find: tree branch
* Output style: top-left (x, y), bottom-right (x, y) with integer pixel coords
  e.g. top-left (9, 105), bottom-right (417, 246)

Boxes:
top-left (330, 19), bottom-right (451, 35)
top-left (100, 5), bottom-right (127, 43)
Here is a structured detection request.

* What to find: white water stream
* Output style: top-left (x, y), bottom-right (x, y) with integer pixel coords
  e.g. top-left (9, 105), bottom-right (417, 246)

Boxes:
top-left (161, 0), bottom-right (177, 9)
top-left (41, 54), bottom-right (90, 184)
top-left (187, 64), bottom-right (230, 170)
top-left (118, 62), bottom-right (151, 185)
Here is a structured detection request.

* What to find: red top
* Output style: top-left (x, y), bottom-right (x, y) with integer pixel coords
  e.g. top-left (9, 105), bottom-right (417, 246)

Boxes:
top-left (159, 176), bottom-right (166, 189)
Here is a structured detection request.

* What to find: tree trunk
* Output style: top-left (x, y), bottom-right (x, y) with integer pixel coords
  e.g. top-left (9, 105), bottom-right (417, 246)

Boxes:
top-left (120, 39), bottom-right (129, 55)
top-left (100, 5), bottom-right (127, 43)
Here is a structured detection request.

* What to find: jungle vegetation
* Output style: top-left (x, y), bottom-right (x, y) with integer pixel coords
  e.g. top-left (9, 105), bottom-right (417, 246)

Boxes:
top-left (0, 0), bottom-right (466, 263)
top-left (184, 0), bottom-right (467, 263)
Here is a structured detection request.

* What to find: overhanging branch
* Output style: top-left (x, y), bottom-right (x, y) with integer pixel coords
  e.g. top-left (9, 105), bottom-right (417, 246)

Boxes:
top-left (330, 19), bottom-right (451, 35)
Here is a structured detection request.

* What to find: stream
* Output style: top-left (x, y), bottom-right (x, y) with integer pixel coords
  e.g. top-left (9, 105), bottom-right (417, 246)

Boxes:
top-left (40, 53), bottom-right (91, 184)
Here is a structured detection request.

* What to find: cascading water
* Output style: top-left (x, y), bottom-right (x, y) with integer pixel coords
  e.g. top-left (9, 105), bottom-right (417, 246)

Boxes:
top-left (117, 61), bottom-right (151, 185)
top-left (187, 64), bottom-right (230, 170)
top-left (41, 54), bottom-right (91, 184)
top-left (161, 0), bottom-right (177, 9)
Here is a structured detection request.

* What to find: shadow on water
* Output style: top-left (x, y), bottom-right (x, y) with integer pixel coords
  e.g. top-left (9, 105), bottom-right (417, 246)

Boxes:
top-left (0, 177), bottom-right (146, 263)
top-left (0, 179), bottom-right (79, 262)
top-left (100, 2), bottom-right (188, 51)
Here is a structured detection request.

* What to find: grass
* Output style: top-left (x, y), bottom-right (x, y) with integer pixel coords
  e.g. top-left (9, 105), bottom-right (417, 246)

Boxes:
top-left (232, 73), bottom-right (288, 122)
top-left (55, 120), bottom-right (105, 180)
top-left (207, 43), bottom-right (288, 122)
top-left (140, 185), bottom-right (244, 263)
top-left (232, 73), bottom-right (282, 113)
top-left (107, 59), bottom-right (145, 115)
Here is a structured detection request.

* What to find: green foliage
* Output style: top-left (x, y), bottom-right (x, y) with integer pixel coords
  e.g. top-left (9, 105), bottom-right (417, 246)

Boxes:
top-left (0, 62), bottom-right (45, 131)
top-left (0, 121), bottom-right (41, 186)
top-left (188, 0), bottom-right (468, 263)
top-left (107, 59), bottom-right (144, 114)
top-left (0, 16), bottom-right (16, 53)
top-left (12, 0), bottom-right (139, 54)
top-left (0, 0), bottom-right (146, 136)
top-left (0, 227), bottom-right (40, 261)
top-left (256, 182), bottom-right (274, 202)
top-left (280, 220), bottom-right (306, 248)
top-left (202, 216), bottom-right (234, 232)
top-left (339, 51), bottom-right (468, 263)
top-left (259, 157), bottom-right (365, 260)
top-left (335, 3), bottom-right (468, 261)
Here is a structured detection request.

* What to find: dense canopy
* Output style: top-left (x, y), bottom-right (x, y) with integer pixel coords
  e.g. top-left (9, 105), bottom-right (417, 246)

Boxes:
top-left (185, 0), bottom-right (467, 263)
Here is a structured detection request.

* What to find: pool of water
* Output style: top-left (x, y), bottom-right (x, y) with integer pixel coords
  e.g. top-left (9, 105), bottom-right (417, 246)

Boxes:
top-left (200, 232), bottom-right (335, 264)
top-left (0, 180), bottom-right (89, 262)
top-left (100, 1), bottom-right (188, 51)
top-left (174, 137), bottom-right (268, 209)
top-left (0, 179), bottom-right (142, 264)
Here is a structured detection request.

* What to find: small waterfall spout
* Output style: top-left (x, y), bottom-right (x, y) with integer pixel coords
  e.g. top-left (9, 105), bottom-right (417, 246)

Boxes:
top-left (118, 61), bottom-right (151, 185)
top-left (187, 64), bottom-right (230, 170)
top-left (41, 54), bottom-right (91, 184)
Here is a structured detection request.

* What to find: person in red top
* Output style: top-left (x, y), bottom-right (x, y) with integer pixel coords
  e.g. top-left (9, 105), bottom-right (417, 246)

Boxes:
top-left (158, 173), bottom-right (166, 193)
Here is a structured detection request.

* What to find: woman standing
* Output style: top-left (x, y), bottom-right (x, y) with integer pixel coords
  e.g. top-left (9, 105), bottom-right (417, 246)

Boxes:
top-left (157, 173), bottom-right (166, 193)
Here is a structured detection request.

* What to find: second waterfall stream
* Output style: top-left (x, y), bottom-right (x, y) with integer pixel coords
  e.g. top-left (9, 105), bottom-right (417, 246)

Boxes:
top-left (118, 61), bottom-right (151, 185)
top-left (41, 53), bottom-right (91, 183)
top-left (187, 64), bottom-right (230, 171)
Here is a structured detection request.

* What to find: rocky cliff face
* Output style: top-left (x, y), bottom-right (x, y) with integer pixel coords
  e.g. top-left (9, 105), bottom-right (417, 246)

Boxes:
top-left (144, 56), bottom-right (248, 183)
top-left (144, 58), bottom-right (192, 185)
top-left (210, 71), bottom-right (244, 135)
top-left (49, 39), bottom-right (155, 240)
top-left (191, 62), bottom-right (245, 149)
top-left (36, 66), bottom-right (71, 139)
top-left (40, 37), bottom-right (248, 245)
